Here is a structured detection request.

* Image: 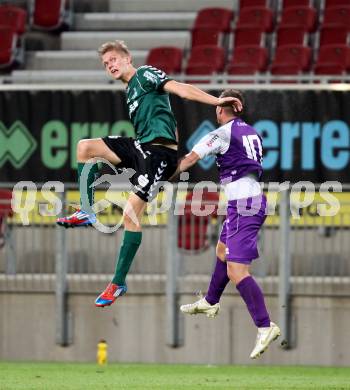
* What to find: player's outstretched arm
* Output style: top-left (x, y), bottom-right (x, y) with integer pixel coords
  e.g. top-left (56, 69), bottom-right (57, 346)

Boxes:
top-left (168, 151), bottom-right (200, 182)
top-left (163, 80), bottom-right (242, 112)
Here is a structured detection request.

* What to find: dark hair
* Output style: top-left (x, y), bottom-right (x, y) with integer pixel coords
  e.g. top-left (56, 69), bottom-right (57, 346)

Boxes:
top-left (220, 89), bottom-right (244, 116)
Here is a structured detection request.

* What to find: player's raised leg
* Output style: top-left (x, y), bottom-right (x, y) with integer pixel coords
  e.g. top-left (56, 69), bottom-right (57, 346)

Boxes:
top-left (57, 139), bottom-right (121, 228)
top-left (227, 261), bottom-right (280, 359)
top-left (95, 193), bottom-right (146, 307)
top-left (180, 241), bottom-right (229, 318)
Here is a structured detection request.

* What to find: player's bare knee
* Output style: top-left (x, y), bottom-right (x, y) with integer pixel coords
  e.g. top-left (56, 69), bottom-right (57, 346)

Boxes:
top-left (77, 139), bottom-right (91, 160)
top-left (123, 210), bottom-right (141, 231)
top-left (226, 265), bottom-right (238, 284)
top-left (227, 262), bottom-right (250, 285)
top-left (77, 139), bottom-right (98, 161)
top-left (123, 212), bottom-right (133, 227)
top-left (216, 242), bottom-right (226, 261)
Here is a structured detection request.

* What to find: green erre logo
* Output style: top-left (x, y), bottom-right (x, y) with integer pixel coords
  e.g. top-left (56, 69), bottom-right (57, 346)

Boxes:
top-left (0, 121), bottom-right (37, 168)
top-left (0, 120), bottom-right (135, 170)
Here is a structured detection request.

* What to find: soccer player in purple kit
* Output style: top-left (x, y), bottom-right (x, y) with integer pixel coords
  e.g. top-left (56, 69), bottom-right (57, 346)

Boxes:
top-left (174, 89), bottom-right (281, 359)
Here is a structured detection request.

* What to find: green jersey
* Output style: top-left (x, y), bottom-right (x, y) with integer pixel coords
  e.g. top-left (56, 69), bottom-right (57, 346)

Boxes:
top-left (126, 65), bottom-right (177, 144)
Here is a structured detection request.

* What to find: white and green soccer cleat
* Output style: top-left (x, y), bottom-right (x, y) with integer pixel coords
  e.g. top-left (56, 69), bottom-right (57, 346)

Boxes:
top-left (180, 296), bottom-right (220, 318)
top-left (250, 322), bottom-right (281, 359)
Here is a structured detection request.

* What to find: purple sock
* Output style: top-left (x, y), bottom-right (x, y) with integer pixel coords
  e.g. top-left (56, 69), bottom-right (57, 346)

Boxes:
top-left (236, 276), bottom-right (270, 328)
top-left (205, 258), bottom-right (230, 305)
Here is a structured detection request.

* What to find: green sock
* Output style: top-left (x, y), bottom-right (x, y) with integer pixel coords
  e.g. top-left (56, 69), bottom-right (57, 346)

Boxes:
top-left (112, 231), bottom-right (142, 286)
top-left (78, 162), bottom-right (99, 213)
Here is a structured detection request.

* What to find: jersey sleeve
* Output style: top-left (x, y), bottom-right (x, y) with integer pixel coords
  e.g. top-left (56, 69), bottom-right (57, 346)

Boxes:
top-left (138, 65), bottom-right (172, 92)
top-left (192, 126), bottom-right (230, 159)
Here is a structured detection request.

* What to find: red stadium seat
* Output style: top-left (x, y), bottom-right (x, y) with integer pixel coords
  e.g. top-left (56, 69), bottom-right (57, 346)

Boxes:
top-left (314, 62), bottom-right (345, 83)
top-left (178, 210), bottom-right (210, 250)
top-left (234, 27), bottom-right (264, 47)
top-left (31, 0), bottom-right (70, 30)
top-left (187, 45), bottom-right (225, 72)
top-left (271, 64), bottom-right (304, 74)
top-left (193, 8), bottom-right (233, 32)
top-left (279, 6), bottom-right (317, 33)
top-left (0, 189), bottom-right (13, 250)
top-left (314, 44), bottom-right (350, 73)
top-left (0, 190), bottom-right (13, 217)
top-left (325, 0), bottom-right (350, 8)
top-left (0, 5), bottom-right (26, 35)
top-left (314, 63), bottom-right (346, 75)
top-left (186, 45), bottom-right (225, 83)
top-left (283, 0), bottom-right (311, 9)
top-left (226, 64), bottom-right (257, 83)
top-left (320, 26), bottom-right (349, 46)
top-left (240, 0), bottom-right (268, 8)
top-left (227, 46), bottom-right (268, 73)
top-left (0, 26), bottom-right (18, 68)
top-left (323, 6), bottom-right (350, 28)
top-left (271, 45), bottom-right (312, 73)
top-left (236, 7), bottom-right (274, 33)
top-left (227, 65), bottom-right (258, 75)
top-left (185, 65), bottom-right (217, 83)
top-left (270, 63), bottom-right (304, 83)
top-left (191, 27), bottom-right (222, 48)
top-left (276, 26), bottom-right (307, 47)
top-left (177, 191), bottom-right (219, 252)
top-left (146, 47), bottom-right (182, 74)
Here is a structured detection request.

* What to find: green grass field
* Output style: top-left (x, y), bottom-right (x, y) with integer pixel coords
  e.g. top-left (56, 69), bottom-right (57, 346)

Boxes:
top-left (1, 362), bottom-right (349, 390)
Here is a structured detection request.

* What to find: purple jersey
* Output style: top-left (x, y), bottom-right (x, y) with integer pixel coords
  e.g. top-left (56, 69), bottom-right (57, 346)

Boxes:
top-left (192, 118), bottom-right (263, 184)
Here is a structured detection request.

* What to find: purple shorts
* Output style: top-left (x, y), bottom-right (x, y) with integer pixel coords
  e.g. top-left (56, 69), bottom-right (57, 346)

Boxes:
top-left (219, 195), bottom-right (267, 264)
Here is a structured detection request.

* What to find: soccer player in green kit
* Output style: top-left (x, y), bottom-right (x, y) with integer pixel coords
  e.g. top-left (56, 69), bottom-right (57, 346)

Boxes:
top-left (56, 40), bottom-right (242, 307)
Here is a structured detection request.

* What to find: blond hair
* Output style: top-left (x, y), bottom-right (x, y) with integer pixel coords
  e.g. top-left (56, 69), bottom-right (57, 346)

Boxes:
top-left (98, 40), bottom-right (131, 59)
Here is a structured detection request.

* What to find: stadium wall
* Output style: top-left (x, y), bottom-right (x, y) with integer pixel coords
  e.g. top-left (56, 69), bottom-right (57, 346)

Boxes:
top-left (1, 284), bottom-right (350, 366)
